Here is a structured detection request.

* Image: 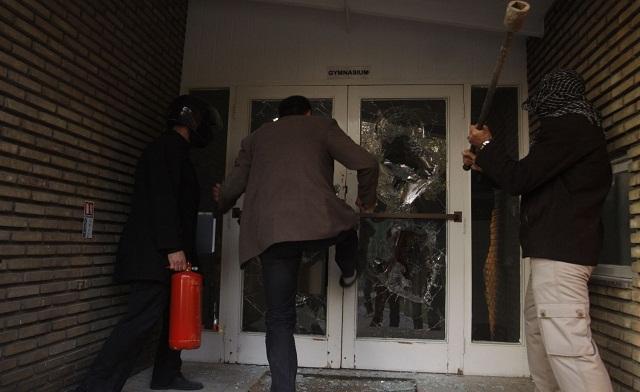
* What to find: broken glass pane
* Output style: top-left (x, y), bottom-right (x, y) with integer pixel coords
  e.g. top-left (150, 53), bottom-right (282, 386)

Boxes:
top-left (357, 99), bottom-right (447, 340)
top-left (358, 218), bottom-right (446, 339)
top-left (242, 251), bottom-right (329, 335)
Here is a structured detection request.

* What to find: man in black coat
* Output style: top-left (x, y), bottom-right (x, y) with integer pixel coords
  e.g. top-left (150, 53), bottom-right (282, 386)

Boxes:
top-left (463, 70), bottom-right (613, 392)
top-left (78, 95), bottom-right (219, 392)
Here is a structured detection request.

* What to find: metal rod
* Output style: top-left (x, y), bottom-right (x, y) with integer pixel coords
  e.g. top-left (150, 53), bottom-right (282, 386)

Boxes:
top-left (232, 208), bottom-right (462, 222)
top-left (463, 31), bottom-right (515, 171)
top-left (476, 32), bottom-right (514, 131)
top-left (359, 211), bottom-right (462, 222)
top-left (463, 0), bottom-right (530, 171)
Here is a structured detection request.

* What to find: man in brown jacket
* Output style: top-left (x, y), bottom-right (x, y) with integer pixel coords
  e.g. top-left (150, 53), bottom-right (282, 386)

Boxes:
top-left (214, 95), bottom-right (378, 392)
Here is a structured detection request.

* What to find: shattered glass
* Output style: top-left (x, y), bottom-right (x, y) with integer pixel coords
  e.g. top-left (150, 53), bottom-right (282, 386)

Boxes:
top-left (243, 254), bottom-right (329, 335)
top-left (250, 373), bottom-right (418, 392)
top-left (357, 99), bottom-right (448, 339)
top-left (242, 98), bottom-right (333, 335)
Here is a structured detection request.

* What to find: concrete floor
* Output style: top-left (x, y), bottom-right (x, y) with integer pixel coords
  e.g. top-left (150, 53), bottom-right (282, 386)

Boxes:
top-left (123, 363), bottom-right (535, 392)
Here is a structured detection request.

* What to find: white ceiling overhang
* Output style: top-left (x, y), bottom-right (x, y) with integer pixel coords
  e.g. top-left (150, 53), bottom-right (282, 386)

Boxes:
top-left (249, 0), bottom-right (555, 37)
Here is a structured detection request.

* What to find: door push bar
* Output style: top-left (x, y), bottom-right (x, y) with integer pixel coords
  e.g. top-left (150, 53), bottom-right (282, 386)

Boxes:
top-left (232, 208), bottom-right (462, 223)
top-left (359, 211), bottom-right (463, 222)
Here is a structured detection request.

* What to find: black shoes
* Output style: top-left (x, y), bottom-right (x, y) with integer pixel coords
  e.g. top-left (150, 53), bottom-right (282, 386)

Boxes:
top-left (339, 268), bottom-right (359, 288)
top-left (150, 374), bottom-right (204, 391)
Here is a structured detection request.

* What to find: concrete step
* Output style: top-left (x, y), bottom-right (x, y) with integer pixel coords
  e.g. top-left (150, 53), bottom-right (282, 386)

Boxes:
top-left (123, 362), bottom-right (534, 392)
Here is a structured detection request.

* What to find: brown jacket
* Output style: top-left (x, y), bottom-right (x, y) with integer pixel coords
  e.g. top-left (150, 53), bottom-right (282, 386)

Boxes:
top-left (220, 115), bottom-right (379, 265)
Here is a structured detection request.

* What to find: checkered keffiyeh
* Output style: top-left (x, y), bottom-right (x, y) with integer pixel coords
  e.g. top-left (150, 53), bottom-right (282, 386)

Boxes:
top-left (523, 69), bottom-right (602, 127)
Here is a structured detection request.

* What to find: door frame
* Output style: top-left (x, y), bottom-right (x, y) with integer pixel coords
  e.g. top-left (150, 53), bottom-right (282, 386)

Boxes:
top-left (340, 85), bottom-right (466, 373)
top-left (200, 83), bottom-right (531, 377)
top-left (460, 84), bottom-right (531, 376)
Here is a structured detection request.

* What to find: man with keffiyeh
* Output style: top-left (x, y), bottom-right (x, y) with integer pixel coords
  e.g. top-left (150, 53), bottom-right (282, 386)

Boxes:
top-left (463, 70), bottom-right (613, 392)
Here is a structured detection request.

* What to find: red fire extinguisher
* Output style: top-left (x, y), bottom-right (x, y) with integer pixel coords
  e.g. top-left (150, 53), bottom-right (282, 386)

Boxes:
top-left (169, 264), bottom-right (202, 350)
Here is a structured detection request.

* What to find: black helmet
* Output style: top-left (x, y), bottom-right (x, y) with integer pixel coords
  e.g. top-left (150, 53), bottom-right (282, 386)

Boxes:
top-left (167, 95), bottom-right (222, 148)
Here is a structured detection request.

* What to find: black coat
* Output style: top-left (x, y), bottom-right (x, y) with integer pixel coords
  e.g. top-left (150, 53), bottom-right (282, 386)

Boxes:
top-left (115, 131), bottom-right (200, 282)
top-left (476, 114), bottom-right (612, 266)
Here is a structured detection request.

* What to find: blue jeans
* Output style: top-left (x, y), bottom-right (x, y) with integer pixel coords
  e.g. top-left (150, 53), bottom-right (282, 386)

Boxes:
top-left (259, 229), bottom-right (358, 392)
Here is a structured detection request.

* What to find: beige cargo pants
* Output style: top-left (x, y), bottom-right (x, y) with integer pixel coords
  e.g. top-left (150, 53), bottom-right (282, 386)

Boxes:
top-left (525, 258), bottom-right (613, 392)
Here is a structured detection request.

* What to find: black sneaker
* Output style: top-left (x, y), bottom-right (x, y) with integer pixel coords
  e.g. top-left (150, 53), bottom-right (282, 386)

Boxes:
top-left (150, 374), bottom-right (204, 391)
top-left (339, 268), bottom-right (359, 288)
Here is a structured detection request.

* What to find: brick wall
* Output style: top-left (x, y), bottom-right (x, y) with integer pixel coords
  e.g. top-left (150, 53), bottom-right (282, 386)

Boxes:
top-left (526, 0), bottom-right (640, 390)
top-left (0, 1), bottom-right (188, 390)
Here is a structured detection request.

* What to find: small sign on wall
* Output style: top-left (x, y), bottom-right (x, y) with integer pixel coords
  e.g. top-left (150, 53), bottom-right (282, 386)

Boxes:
top-left (82, 201), bottom-right (94, 239)
top-left (327, 65), bottom-right (370, 80)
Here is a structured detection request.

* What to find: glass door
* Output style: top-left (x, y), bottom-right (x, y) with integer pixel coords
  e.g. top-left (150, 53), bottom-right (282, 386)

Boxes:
top-left (218, 84), bottom-right (528, 376)
top-left (341, 85), bottom-right (466, 372)
top-left (221, 86), bottom-right (348, 368)
top-left (463, 86), bottom-right (529, 376)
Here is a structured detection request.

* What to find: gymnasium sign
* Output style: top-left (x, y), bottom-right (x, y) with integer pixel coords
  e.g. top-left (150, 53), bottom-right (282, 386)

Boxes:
top-left (327, 66), bottom-right (370, 80)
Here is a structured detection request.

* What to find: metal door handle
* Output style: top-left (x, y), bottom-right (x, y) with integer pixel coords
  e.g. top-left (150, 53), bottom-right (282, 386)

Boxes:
top-left (359, 211), bottom-right (462, 222)
top-left (233, 208), bottom-right (462, 222)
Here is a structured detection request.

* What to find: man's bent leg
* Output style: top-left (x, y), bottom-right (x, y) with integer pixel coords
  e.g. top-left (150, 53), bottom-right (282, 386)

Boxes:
top-left (524, 274), bottom-right (560, 392)
top-left (261, 244), bottom-right (302, 392)
top-left (531, 259), bottom-right (613, 392)
top-left (335, 229), bottom-right (358, 278)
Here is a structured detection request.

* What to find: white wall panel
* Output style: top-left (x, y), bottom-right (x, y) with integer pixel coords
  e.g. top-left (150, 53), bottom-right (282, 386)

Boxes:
top-left (181, 0), bottom-right (528, 89)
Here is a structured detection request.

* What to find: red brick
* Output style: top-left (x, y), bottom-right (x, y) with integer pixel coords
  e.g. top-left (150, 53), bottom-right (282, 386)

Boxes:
top-left (34, 15), bottom-right (62, 40)
top-left (2, 339), bottom-right (37, 356)
top-left (21, 0), bottom-right (51, 18)
top-left (0, 78), bottom-right (26, 99)
top-left (0, 366), bottom-right (33, 386)
top-left (13, 16), bottom-right (47, 43)
top-left (0, 22), bottom-right (32, 48)
top-left (3, 0), bottom-right (34, 21)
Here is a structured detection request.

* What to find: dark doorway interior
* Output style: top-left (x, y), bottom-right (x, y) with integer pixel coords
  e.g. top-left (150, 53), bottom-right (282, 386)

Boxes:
top-left (190, 88), bottom-right (230, 330)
